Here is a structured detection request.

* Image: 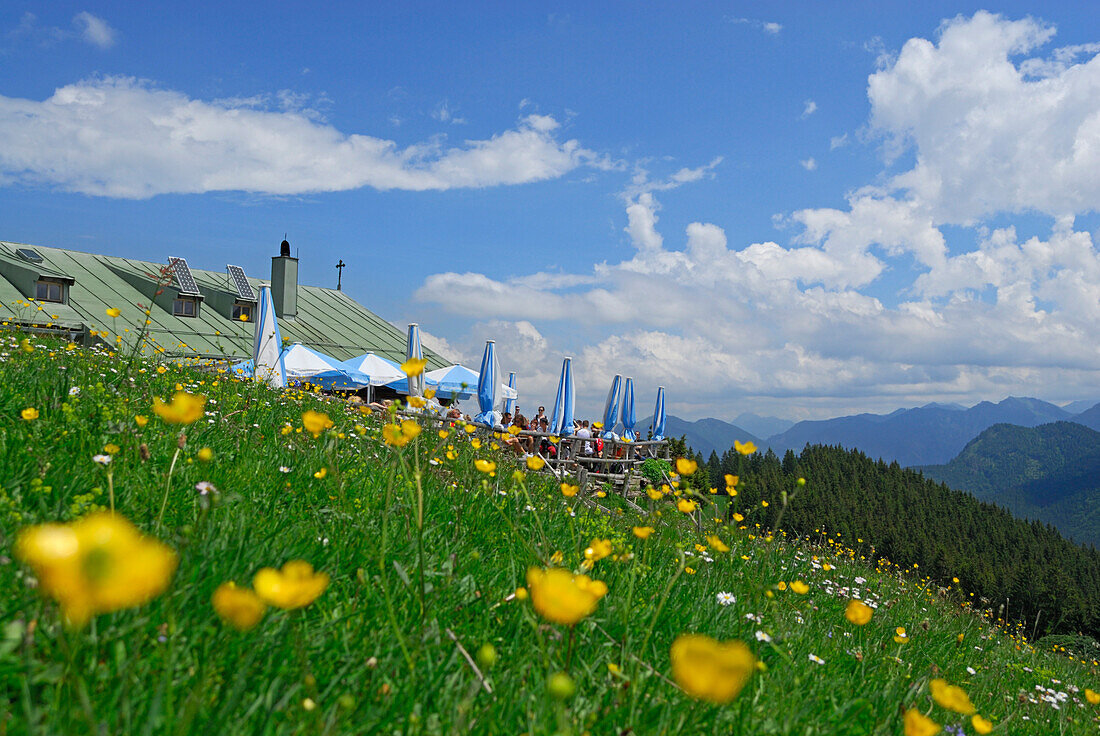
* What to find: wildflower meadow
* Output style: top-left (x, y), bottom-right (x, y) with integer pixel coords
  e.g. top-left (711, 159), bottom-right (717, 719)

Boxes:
top-left (2, 330), bottom-right (1100, 735)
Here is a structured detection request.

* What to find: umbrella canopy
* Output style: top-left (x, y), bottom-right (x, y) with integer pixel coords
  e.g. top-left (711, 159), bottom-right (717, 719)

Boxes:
top-left (280, 343), bottom-right (345, 380)
top-left (600, 374), bottom-right (622, 439)
top-left (229, 358), bottom-right (253, 378)
top-left (338, 353), bottom-right (405, 387)
top-left (252, 285), bottom-right (286, 388)
top-left (473, 341), bottom-right (500, 426)
top-left (621, 377), bottom-right (637, 441)
top-left (425, 364), bottom-right (479, 399)
top-left (549, 357), bottom-right (575, 436)
top-left (652, 386), bottom-right (666, 441)
top-left (503, 372), bottom-right (517, 416)
top-left (405, 323), bottom-right (424, 398)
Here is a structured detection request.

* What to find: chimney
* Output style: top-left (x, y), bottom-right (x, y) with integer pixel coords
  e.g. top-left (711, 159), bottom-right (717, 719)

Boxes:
top-left (271, 236), bottom-right (298, 319)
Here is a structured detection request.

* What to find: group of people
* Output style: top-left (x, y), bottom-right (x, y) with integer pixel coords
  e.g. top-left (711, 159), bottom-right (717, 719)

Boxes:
top-left (495, 405), bottom-right (607, 460)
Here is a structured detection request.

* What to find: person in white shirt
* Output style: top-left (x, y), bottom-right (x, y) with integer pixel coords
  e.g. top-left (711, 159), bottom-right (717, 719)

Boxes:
top-left (575, 420), bottom-right (592, 455)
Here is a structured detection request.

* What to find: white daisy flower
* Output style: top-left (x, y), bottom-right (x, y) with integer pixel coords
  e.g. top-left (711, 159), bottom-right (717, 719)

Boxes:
top-left (92, 454), bottom-right (111, 465)
top-left (717, 591), bottom-right (735, 606)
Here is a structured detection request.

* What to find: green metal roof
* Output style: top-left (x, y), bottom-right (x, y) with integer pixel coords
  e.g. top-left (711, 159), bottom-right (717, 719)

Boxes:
top-left (0, 240), bottom-right (446, 368)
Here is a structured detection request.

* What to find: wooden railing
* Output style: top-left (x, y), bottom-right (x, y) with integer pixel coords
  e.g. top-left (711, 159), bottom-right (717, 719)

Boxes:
top-left (394, 410), bottom-right (669, 495)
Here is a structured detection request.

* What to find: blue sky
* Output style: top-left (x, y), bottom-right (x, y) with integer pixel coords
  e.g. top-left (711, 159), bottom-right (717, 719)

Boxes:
top-left (3, 3), bottom-right (1100, 421)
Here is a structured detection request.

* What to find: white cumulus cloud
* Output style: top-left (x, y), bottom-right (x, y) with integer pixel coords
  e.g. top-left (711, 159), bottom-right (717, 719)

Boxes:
top-left (0, 77), bottom-right (598, 198)
top-left (74, 11), bottom-right (116, 49)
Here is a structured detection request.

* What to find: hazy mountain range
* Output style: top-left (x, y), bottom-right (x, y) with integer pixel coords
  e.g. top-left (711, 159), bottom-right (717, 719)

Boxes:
top-left (651, 398), bottom-right (1100, 547)
top-left (654, 397), bottom-right (1100, 467)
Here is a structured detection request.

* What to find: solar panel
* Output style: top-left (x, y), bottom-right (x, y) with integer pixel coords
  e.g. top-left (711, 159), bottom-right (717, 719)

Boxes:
top-left (167, 256), bottom-right (201, 295)
top-left (226, 264), bottom-right (256, 300)
top-left (16, 248), bottom-right (43, 263)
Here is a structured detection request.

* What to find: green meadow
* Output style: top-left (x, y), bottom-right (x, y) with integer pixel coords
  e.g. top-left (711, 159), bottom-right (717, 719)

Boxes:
top-left (1, 330), bottom-right (1099, 735)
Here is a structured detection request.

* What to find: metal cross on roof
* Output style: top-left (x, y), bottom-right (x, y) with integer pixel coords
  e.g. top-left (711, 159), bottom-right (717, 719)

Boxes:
top-left (336, 259), bottom-right (345, 291)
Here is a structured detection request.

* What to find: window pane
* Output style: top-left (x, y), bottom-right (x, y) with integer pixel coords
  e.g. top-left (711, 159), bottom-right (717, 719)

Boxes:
top-left (35, 281), bottom-right (63, 302)
top-left (174, 298), bottom-right (197, 317)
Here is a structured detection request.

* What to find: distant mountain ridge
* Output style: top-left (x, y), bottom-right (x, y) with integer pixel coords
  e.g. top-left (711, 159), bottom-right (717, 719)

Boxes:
top-left (918, 421), bottom-right (1100, 548)
top-left (640, 415), bottom-right (761, 459)
top-left (732, 412), bottom-right (794, 439)
top-left (765, 396), bottom-right (1074, 467)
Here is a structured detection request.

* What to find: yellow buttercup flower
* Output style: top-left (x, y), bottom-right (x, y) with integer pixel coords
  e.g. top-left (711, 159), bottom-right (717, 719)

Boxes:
top-left (15, 512), bottom-right (178, 627)
top-left (253, 561), bottom-right (329, 610)
top-left (21, 407), bottom-right (39, 421)
top-left (903, 708), bottom-right (940, 736)
top-left (646, 487), bottom-right (664, 500)
top-left (1086, 688), bottom-right (1100, 705)
top-left (790, 580), bottom-right (809, 595)
top-left (777, 581), bottom-right (788, 591)
top-left (845, 600), bottom-right (873, 625)
top-left (106, 307), bottom-right (121, 318)
top-left (929, 679), bottom-right (975, 715)
top-left (677, 498), bottom-right (698, 513)
top-left (669, 634), bottom-right (755, 704)
top-left (407, 395), bottom-right (426, 408)
top-left (470, 438), bottom-right (482, 449)
top-left (196, 447), bottom-right (213, 462)
top-left (382, 423), bottom-right (410, 447)
top-left (894, 626), bottom-right (910, 644)
top-left (675, 458), bottom-right (697, 475)
top-left (152, 392), bottom-right (206, 424)
top-left (212, 582), bottom-right (266, 631)
top-left (560, 483), bottom-right (578, 497)
top-left (526, 567), bottom-right (607, 625)
top-left (971, 715), bottom-right (993, 734)
top-left (732, 512), bottom-right (744, 523)
top-left (313, 467), bottom-right (327, 479)
top-left (301, 410), bottom-right (333, 438)
top-left (584, 538), bottom-right (612, 562)
top-left (474, 459), bottom-right (496, 474)
top-left (724, 474), bottom-right (738, 487)
top-left (135, 415), bottom-right (148, 427)
top-left (400, 419), bottom-right (421, 439)
top-left (633, 526), bottom-right (655, 539)
top-left (400, 357), bottom-right (428, 377)
top-left (526, 455), bottom-right (546, 470)
top-left (705, 535), bottom-right (730, 553)
top-left (733, 440), bottom-right (757, 455)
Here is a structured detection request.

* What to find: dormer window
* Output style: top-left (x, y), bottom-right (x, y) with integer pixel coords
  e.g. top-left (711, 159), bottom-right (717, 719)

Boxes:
top-left (231, 301), bottom-right (254, 322)
top-left (35, 279), bottom-right (66, 303)
top-left (173, 296), bottom-right (199, 317)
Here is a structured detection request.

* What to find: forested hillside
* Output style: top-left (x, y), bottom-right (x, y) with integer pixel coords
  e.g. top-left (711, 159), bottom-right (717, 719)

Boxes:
top-left (703, 444), bottom-right (1100, 639)
top-left (919, 421), bottom-right (1100, 547)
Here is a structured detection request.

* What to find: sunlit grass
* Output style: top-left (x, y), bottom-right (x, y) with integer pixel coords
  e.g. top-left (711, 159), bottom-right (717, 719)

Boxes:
top-left (1, 330), bottom-right (1099, 734)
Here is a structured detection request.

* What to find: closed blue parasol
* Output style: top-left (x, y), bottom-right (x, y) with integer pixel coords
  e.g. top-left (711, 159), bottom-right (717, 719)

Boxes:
top-left (620, 377), bottom-right (637, 441)
top-left (600, 374), bottom-right (622, 439)
top-left (651, 386), bottom-right (666, 440)
top-left (503, 372), bottom-right (517, 415)
top-left (473, 340), bottom-right (499, 425)
top-left (406, 323), bottom-right (424, 398)
top-left (252, 285), bottom-right (286, 388)
top-left (549, 357), bottom-right (574, 436)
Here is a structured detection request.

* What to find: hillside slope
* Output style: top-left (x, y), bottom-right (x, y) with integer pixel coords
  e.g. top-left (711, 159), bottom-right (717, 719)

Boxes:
top-left (918, 421), bottom-right (1100, 547)
top-left (766, 397), bottom-right (1071, 466)
top-left (2, 334), bottom-right (1100, 735)
top-left (710, 442), bottom-right (1100, 637)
